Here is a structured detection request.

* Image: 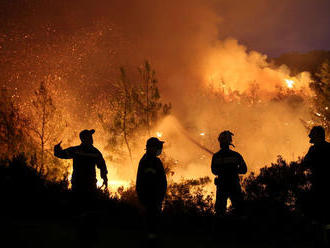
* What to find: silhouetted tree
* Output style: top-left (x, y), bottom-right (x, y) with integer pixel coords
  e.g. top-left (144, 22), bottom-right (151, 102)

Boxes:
top-left (137, 61), bottom-right (164, 135)
top-left (242, 156), bottom-right (309, 217)
top-left (28, 81), bottom-right (66, 174)
top-left (164, 177), bottom-right (213, 216)
top-left (310, 60), bottom-right (330, 135)
top-left (99, 62), bottom-right (171, 165)
top-left (98, 68), bottom-right (136, 165)
top-left (0, 87), bottom-right (28, 160)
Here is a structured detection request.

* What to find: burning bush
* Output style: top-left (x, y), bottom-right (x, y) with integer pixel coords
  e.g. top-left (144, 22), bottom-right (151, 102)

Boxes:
top-left (242, 156), bottom-right (310, 217)
top-left (164, 177), bottom-right (214, 216)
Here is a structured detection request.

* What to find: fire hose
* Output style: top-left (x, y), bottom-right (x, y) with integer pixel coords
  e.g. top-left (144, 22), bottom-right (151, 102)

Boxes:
top-left (182, 131), bottom-right (215, 155)
top-left (172, 118), bottom-right (215, 155)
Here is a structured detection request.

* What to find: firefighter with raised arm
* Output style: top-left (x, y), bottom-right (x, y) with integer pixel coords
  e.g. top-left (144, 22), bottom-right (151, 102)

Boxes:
top-left (54, 129), bottom-right (108, 245)
top-left (54, 129), bottom-right (108, 193)
top-left (211, 130), bottom-right (247, 216)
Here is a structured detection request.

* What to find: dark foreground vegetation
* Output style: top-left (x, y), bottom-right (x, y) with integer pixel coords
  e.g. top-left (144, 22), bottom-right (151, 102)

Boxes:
top-left (0, 154), bottom-right (316, 248)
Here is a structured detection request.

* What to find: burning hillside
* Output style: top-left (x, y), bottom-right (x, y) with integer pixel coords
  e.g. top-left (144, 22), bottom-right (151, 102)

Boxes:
top-left (1, 0), bottom-right (328, 191)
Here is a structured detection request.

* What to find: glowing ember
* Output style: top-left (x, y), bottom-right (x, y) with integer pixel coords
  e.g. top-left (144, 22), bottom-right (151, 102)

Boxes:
top-left (109, 180), bottom-right (130, 189)
top-left (284, 79), bottom-right (295, 88)
top-left (97, 179), bottom-right (130, 189)
top-left (156, 131), bottom-right (163, 138)
top-left (96, 180), bottom-right (103, 188)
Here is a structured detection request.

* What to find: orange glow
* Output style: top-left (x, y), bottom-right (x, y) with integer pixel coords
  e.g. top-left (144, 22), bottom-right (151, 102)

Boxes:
top-left (96, 180), bottom-right (103, 188)
top-left (156, 131), bottom-right (163, 138)
top-left (0, 1), bottom-right (316, 201)
top-left (108, 180), bottom-right (130, 189)
top-left (203, 39), bottom-right (311, 96)
top-left (97, 178), bottom-right (130, 190)
top-left (285, 79), bottom-right (295, 88)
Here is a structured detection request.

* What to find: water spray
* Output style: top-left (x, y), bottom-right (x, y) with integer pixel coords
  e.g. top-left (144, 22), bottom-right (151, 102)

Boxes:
top-left (182, 133), bottom-right (215, 155)
top-left (169, 116), bottom-right (215, 155)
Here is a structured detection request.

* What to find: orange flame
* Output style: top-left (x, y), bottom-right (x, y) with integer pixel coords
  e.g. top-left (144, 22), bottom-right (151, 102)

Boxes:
top-left (284, 79), bottom-right (295, 89)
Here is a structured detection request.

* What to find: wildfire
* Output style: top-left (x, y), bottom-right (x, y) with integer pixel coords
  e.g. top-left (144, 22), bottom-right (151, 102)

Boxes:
top-left (96, 180), bottom-right (103, 188)
top-left (284, 79), bottom-right (295, 89)
top-left (108, 180), bottom-right (130, 189)
top-left (97, 179), bottom-right (130, 189)
top-left (156, 131), bottom-right (163, 138)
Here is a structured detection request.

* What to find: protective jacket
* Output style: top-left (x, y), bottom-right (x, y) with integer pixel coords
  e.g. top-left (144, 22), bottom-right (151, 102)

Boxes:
top-left (303, 141), bottom-right (330, 193)
top-left (54, 144), bottom-right (107, 192)
top-left (211, 148), bottom-right (247, 190)
top-left (136, 154), bottom-right (167, 205)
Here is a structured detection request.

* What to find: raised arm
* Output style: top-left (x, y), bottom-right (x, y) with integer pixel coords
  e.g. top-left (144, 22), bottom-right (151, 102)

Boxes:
top-left (54, 142), bottom-right (74, 159)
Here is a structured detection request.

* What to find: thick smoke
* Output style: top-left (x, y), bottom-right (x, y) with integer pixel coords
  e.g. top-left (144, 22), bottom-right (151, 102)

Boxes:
top-left (0, 0), bottom-right (314, 185)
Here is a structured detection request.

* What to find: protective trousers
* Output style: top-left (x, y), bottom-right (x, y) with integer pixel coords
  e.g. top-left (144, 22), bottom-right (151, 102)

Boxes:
top-left (215, 184), bottom-right (244, 216)
top-left (144, 201), bottom-right (162, 236)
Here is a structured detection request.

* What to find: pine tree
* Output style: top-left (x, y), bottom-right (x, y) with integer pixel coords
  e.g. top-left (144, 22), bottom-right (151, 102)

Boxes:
top-left (99, 62), bottom-right (171, 165)
top-left (0, 87), bottom-right (28, 160)
top-left (99, 68), bottom-right (136, 165)
top-left (28, 81), bottom-right (65, 174)
top-left (310, 60), bottom-right (330, 135)
top-left (137, 61), bottom-right (163, 135)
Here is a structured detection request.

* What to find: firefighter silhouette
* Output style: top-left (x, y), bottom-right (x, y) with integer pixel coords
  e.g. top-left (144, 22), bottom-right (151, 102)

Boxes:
top-left (54, 129), bottom-right (108, 193)
top-left (136, 137), bottom-right (167, 242)
top-left (211, 130), bottom-right (247, 216)
top-left (54, 129), bottom-right (108, 246)
top-left (302, 126), bottom-right (330, 245)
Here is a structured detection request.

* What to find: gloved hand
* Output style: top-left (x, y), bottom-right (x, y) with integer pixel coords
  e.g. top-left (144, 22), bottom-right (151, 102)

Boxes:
top-left (54, 141), bottom-right (62, 152)
top-left (102, 177), bottom-right (108, 189)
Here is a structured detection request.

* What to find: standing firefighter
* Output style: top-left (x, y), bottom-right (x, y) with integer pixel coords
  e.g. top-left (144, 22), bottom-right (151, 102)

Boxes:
top-left (54, 129), bottom-right (108, 246)
top-left (211, 130), bottom-right (247, 216)
top-left (302, 126), bottom-right (330, 245)
top-left (136, 137), bottom-right (167, 242)
top-left (54, 129), bottom-right (108, 193)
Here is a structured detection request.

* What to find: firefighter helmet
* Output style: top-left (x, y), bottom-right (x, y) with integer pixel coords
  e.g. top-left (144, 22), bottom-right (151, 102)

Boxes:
top-left (218, 130), bottom-right (234, 147)
top-left (309, 126), bottom-right (325, 140)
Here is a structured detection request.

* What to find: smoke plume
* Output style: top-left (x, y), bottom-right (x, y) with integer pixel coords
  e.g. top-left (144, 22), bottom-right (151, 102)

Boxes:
top-left (0, 0), bottom-right (314, 185)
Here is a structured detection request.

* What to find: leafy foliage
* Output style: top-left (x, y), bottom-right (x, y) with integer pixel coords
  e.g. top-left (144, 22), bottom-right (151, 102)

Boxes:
top-left (0, 87), bottom-right (29, 160)
top-left (0, 154), bottom-right (69, 217)
top-left (27, 81), bottom-right (67, 177)
top-left (164, 177), bottom-right (214, 216)
top-left (243, 156), bottom-right (309, 217)
top-left (98, 61), bottom-right (171, 164)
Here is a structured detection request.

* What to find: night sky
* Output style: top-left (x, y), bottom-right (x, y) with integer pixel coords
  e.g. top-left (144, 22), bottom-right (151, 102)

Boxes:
top-left (1, 0), bottom-right (329, 58)
top-left (214, 0), bottom-right (330, 57)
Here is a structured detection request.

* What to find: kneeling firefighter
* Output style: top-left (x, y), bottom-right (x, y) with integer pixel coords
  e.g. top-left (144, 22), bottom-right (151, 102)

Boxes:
top-left (211, 130), bottom-right (247, 216)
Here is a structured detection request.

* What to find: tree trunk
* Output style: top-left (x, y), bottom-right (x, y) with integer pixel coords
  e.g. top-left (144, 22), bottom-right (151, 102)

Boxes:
top-left (146, 70), bottom-right (150, 136)
top-left (40, 95), bottom-right (46, 173)
top-left (121, 70), bottom-right (133, 166)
